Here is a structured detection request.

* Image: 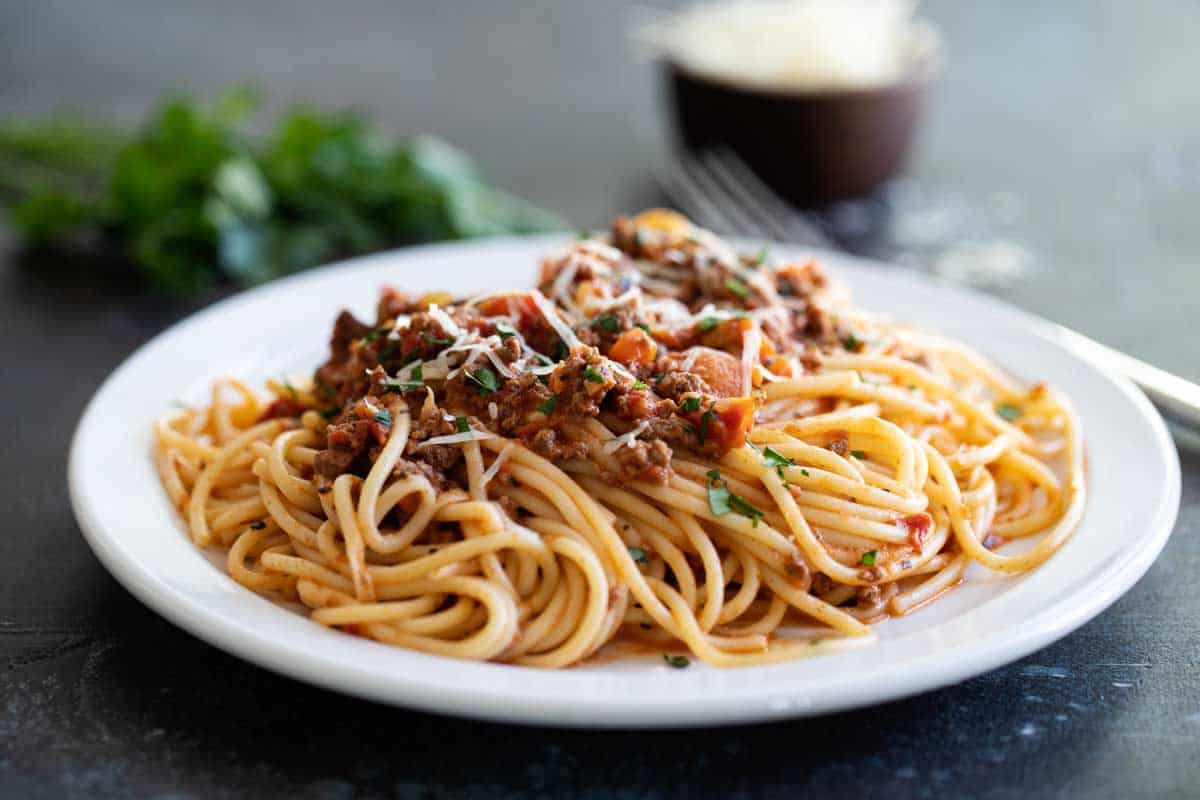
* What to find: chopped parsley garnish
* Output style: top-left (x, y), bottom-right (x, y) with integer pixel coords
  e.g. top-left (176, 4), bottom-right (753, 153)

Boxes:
top-left (754, 246), bottom-right (769, 265)
top-left (493, 321), bottom-right (517, 339)
top-left (583, 366), bottom-right (606, 384)
top-left (374, 408), bottom-right (392, 427)
top-left (628, 546), bottom-right (649, 564)
top-left (762, 446), bottom-right (794, 479)
top-left (697, 317), bottom-right (721, 332)
top-left (636, 322), bottom-right (651, 334)
top-left (454, 415), bottom-right (470, 433)
top-left (724, 276), bottom-right (750, 299)
top-left (591, 314), bottom-right (620, 334)
top-left (356, 328), bottom-right (384, 347)
top-left (996, 403), bottom-right (1023, 421)
top-left (705, 470), bottom-right (763, 526)
top-left (318, 406), bottom-right (340, 420)
top-left (467, 367), bottom-right (499, 395)
top-left (800, 468), bottom-right (810, 477)
top-left (697, 405), bottom-right (717, 445)
top-left (860, 550), bottom-right (877, 567)
top-left (680, 395), bottom-right (701, 412)
top-left (420, 332), bottom-right (454, 346)
top-left (706, 469), bottom-right (731, 515)
top-left (384, 363), bottom-right (424, 393)
top-left (663, 654), bottom-right (690, 669)
top-left (632, 380), bottom-right (649, 391)
top-left (537, 395), bottom-right (558, 415)
top-left (841, 332), bottom-right (863, 352)
top-left (850, 450), bottom-right (867, 459)
top-left (729, 495), bottom-right (764, 527)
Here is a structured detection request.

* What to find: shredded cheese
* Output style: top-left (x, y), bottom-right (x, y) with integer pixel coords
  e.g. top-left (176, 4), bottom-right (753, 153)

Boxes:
top-left (741, 323), bottom-right (761, 397)
top-left (417, 431), bottom-right (499, 448)
top-left (530, 290), bottom-right (582, 351)
top-left (602, 420), bottom-right (651, 454)
top-left (479, 442), bottom-right (516, 487)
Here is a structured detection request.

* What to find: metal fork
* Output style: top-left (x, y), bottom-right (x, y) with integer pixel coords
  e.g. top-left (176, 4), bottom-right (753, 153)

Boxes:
top-left (659, 147), bottom-right (1200, 432)
top-left (659, 147), bottom-right (833, 247)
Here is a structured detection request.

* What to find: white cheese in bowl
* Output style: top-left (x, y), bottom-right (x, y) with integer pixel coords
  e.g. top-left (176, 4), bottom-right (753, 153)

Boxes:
top-left (644, 0), bottom-right (940, 92)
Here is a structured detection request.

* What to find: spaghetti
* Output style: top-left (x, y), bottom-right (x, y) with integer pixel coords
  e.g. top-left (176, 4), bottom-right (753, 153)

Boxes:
top-left (155, 209), bottom-right (1085, 668)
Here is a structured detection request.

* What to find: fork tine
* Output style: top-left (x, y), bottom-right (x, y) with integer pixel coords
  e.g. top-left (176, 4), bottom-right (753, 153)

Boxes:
top-left (709, 147), bottom-right (832, 246)
top-left (657, 158), bottom-right (737, 235)
top-left (678, 154), bottom-right (771, 239)
top-left (699, 150), bottom-right (792, 241)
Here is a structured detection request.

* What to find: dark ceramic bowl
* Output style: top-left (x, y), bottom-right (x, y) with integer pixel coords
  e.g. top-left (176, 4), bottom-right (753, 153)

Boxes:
top-left (667, 60), bottom-right (935, 207)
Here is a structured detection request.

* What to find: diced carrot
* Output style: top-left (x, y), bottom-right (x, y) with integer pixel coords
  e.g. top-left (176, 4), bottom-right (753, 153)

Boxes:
top-left (608, 328), bottom-right (657, 366)
top-left (416, 291), bottom-right (453, 309)
top-left (680, 348), bottom-right (744, 398)
top-left (766, 356), bottom-right (794, 378)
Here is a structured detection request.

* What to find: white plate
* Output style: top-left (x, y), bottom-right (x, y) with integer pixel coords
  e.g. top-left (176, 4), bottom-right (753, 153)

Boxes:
top-left (68, 236), bottom-right (1180, 728)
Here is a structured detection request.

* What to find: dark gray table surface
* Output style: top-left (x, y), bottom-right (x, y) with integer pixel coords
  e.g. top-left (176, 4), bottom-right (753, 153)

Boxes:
top-left (2, 1), bottom-right (1198, 798)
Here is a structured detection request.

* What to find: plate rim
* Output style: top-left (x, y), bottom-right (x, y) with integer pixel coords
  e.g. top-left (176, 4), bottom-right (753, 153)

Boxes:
top-left (68, 234), bottom-right (1182, 728)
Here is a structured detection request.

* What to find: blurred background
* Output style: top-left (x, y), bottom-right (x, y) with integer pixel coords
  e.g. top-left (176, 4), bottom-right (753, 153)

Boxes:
top-left (3, 2), bottom-right (1199, 797)
top-left (3, 0), bottom-right (1200, 373)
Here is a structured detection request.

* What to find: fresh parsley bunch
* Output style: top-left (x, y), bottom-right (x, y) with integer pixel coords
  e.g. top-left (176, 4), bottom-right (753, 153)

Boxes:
top-left (0, 87), bottom-right (563, 294)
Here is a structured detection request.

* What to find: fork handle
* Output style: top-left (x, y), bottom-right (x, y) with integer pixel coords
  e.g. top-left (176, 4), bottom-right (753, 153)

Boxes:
top-left (1056, 326), bottom-right (1200, 430)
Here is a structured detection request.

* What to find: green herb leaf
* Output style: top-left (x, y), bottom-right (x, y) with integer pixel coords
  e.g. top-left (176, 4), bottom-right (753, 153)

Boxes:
top-left (632, 380), bottom-right (648, 391)
top-left (591, 314), bottom-right (620, 334)
top-left (374, 408), bottom-right (392, 427)
top-left (663, 654), bottom-right (690, 669)
top-left (628, 546), bottom-right (649, 564)
top-left (466, 367), bottom-right (498, 395)
top-left (762, 445), bottom-right (794, 480)
top-left (493, 321), bottom-right (517, 339)
top-left (706, 471), bottom-right (732, 516)
top-left (384, 363), bottom-right (424, 393)
top-left (583, 366), bottom-right (606, 384)
top-left (755, 246), bottom-right (769, 265)
top-left (996, 403), bottom-right (1023, 421)
top-left (455, 415), bottom-right (470, 433)
top-left (537, 395), bottom-right (558, 415)
top-left (850, 450), bottom-right (867, 459)
top-left (724, 276), bottom-right (750, 299)
top-left (420, 332), bottom-right (454, 347)
top-left (841, 332), bottom-right (863, 352)
top-left (318, 406), bottom-right (340, 420)
top-left (680, 395), bottom-right (701, 412)
top-left (698, 405), bottom-right (716, 445)
top-left (635, 322), bottom-right (651, 333)
top-left (729, 494), bottom-right (764, 527)
top-left (860, 550), bottom-right (877, 566)
top-left (800, 468), bottom-right (810, 477)
top-left (697, 317), bottom-right (721, 332)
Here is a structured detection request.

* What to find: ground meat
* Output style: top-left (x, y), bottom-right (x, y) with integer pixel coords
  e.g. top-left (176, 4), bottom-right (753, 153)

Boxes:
top-left (528, 428), bottom-right (589, 462)
top-left (547, 349), bottom-right (619, 418)
top-left (654, 371), bottom-right (713, 400)
top-left (314, 310), bottom-right (373, 405)
top-left (314, 414), bottom-right (373, 477)
top-left (811, 573), bottom-right (835, 596)
top-left (376, 286), bottom-right (414, 322)
top-left (613, 439), bottom-right (672, 484)
top-left (442, 372), bottom-right (554, 436)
